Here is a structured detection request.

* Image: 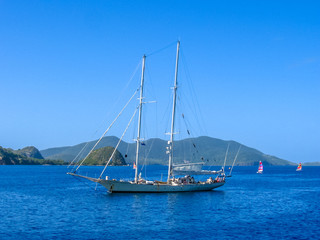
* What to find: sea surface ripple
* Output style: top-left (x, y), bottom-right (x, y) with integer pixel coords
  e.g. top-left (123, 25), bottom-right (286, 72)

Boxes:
top-left (0, 165), bottom-right (319, 239)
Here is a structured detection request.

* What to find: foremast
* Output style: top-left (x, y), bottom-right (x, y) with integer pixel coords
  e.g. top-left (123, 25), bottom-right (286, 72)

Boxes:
top-left (134, 55), bottom-right (146, 183)
top-left (167, 41), bottom-right (180, 183)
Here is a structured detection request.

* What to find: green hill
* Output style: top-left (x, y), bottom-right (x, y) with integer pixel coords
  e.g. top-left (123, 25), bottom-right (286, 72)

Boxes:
top-left (85, 146), bottom-right (126, 166)
top-left (0, 146), bottom-right (65, 165)
top-left (41, 136), bottom-right (295, 166)
top-left (14, 146), bottom-right (44, 159)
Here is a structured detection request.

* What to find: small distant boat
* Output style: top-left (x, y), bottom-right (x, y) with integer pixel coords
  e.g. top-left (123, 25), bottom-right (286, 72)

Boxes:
top-left (296, 163), bottom-right (302, 171)
top-left (257, 161), bottom-right (263, 174)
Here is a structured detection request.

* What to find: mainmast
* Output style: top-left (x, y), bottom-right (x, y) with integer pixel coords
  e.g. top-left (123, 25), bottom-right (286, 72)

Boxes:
top-left (134, 55), bottom-right (146, 183)
top-left (167, 41), bottom-right (180, 183)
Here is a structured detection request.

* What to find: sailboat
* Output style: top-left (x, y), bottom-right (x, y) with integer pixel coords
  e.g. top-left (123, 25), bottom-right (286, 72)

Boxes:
top-left (257, 161), bottom-right (263, 174)
top-left (172, 143), bottom-right (241, 176)
top-left (68, 41), bottom-right (226, 193)
top-left (172, 162), bottom-right (224, 175)
top-left (296, 163), bottom-right (302, 171)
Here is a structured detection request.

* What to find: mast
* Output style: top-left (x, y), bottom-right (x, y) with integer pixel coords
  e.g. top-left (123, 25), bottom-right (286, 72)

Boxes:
top-left (134, 55), bottom-right (146, 183)
top-left (167, 41), bottom-right (180, 183)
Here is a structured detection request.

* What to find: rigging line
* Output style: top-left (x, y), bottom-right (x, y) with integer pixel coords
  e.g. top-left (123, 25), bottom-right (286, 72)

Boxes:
top-left (68, 142), bottom-right (90, 169)
top-left (146, 41), bottom-right (177, 57)
top-left (179, 110), bottom-right (202, 160)
top-left (162, 89), bottom-right (175, 135)
top-left (71, 174), bottom-right (97, 191)
top-left (180, 51), bottom-right (207, 136)
top-left (140, 137), bottom-right (156, 176)
top-left (94, 60), bottom-right (141, 137)
top-left (229, 145), bottom-right (241, 176)
top-left (99, 106), bottom-right (139, 179)
top-left (139, 149), bottom-right (147, 178)
top-left (223, 143), bottom-right (230, 169)
top-left (70, 60), bottom-right (142, 171)
top-left (181, 111), bottom-right (194, 138)
top-left (93, 60), bottom-right (141, 140)
top-left (178, 84), bottom-right (202, 137)
top-left (74, 88), bottom-right (139, 172)
top-left (124, 136), bottom-right (130, 158)
top-left (145, 63), bottom-right (156, 101)
top-left (124, 60), bottom-right (142, 89)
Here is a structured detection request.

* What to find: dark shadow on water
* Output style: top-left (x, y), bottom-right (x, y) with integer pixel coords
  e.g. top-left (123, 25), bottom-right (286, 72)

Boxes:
top-left (101, 189), bottom-right (226, 199)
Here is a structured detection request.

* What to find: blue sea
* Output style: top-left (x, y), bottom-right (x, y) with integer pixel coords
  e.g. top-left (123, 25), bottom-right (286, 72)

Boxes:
top-left (0, 165), bottom-right (319, 240)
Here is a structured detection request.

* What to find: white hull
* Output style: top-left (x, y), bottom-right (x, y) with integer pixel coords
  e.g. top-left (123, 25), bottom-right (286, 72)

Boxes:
top-left (100, 180), bottom-right (224, 193)
top-left (68, 173), bottom-right (225, 193)
top-left (257, 170), bottom-right (263, 174)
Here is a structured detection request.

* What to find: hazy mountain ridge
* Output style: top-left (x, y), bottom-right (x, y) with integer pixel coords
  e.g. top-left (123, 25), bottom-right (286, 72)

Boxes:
top-left (303, 162), bottom-right (320, 166)
top-left (41, 136), bottom-right (296, 166)
top-left (41, 136), bottom-right (123, 162)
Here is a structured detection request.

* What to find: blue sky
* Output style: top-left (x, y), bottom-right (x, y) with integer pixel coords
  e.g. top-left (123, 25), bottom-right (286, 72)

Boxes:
top-left (1, 0), bottom-right (319, 163)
